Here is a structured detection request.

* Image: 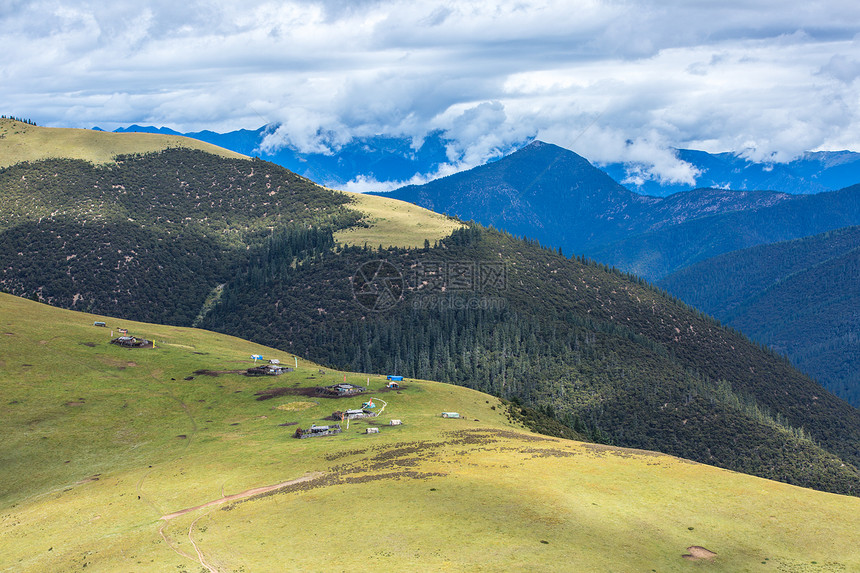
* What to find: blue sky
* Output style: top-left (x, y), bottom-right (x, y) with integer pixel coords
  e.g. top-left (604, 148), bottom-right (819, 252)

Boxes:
top-left (2, 0), bottom-right (860, 185)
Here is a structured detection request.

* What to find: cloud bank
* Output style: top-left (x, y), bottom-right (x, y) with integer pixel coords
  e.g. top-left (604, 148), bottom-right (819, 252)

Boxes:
top-left (2, 0), bottom-right (859, 182)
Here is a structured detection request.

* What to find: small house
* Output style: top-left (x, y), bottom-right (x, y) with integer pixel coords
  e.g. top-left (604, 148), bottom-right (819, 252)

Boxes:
top-left (441, 412), bottom-right (460, 419)
top-left (342, 408), bottom-right (375, 420)
top-left (366, 427), bottom-right (380, 434)
top-left (334, 383), bottom-right (362, 394)
top-left (294, 424), bottom-right (342, 439)
top-left (246, 364), bottom-right (291, 376)
top-left (110, 336), bottom-right (150, 348)
top-left (321, 383), bottom-right (366, 397)
top-left (389, 419), bottom-right (402, 426)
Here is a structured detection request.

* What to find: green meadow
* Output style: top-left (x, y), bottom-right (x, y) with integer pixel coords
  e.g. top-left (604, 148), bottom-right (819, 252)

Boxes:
top-left (1, 292), bottom-right (858, 572)
top-left (334, 190), bottom-right (464, 248)
top-left (0, 119), bottom-right (246, 168)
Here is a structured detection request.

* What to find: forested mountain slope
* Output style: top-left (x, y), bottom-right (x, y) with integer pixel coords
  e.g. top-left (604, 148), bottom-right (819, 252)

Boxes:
top-left (0, 148), bottom-right (360, 325)
top-left (589, 184), bottom-right (860, 280)
top-left (660, 227), bottom-right (860, 406)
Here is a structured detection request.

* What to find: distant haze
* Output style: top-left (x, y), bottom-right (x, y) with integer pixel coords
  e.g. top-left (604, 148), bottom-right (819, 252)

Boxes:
top-left (3, 1), bottom-right (860, 187)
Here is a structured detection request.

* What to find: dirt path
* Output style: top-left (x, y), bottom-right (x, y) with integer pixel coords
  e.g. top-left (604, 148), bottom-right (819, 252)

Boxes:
top-left (160, 472), bottom-right (323, 521)
top-left (188, 514), bottom-right (217, 573)
top-left (159, 472), bottom-right (323, 573)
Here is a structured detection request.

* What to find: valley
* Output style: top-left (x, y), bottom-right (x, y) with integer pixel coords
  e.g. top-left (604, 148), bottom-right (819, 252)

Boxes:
top-left (659, 227), bottom-right (860, 406)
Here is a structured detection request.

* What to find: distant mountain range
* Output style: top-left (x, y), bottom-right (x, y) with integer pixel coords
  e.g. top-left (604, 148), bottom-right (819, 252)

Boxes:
top-left (588, 183), bottom-right (860, 280)
top-left (600, 148), bottom-right (860, 196)
top-left (373, 141), bottom-right (860, 278)
top-left (103, 124), bottom-right (860, 195)
top-left (659, 226), bottom-right (860, 407)
top-left (104, 124), bottom-right (450, 188)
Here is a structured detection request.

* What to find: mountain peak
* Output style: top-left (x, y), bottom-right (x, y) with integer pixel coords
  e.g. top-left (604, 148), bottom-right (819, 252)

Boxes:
top-left (373, 138), bottom-right (645, 252)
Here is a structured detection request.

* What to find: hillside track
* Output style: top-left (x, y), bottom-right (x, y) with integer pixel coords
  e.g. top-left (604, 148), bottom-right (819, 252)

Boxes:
top-left (159, 472), bottom-right (324, 521)
top-left (158, 472), bottom-right (323, 572)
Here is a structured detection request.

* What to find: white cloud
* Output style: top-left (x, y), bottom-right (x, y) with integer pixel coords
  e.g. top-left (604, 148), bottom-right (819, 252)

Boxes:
top-left (818, 54), bottom-right (860, 83)
top-left (2, 0), bottom-right (860, 182)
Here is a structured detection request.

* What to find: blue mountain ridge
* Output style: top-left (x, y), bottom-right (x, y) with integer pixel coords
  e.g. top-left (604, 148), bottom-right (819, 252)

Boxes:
top-left (108, 124), bottom-right (452, 188)
top-left (599, 148), bottom-right (860, 196)
top-left (102, 124), bottom-right (860, 195)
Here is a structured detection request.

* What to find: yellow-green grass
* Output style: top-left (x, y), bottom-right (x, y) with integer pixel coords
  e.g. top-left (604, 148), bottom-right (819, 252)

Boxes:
top-left (1, 293), bottom-right (858, 572)
top-left (0, 119), bottom-right (247, 167)
top-left (334, 190), bottom-right (463, 248)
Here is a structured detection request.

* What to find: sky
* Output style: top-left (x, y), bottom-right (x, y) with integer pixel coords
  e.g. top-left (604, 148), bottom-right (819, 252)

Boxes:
top-left (2, 0), bottom-right (860, 186)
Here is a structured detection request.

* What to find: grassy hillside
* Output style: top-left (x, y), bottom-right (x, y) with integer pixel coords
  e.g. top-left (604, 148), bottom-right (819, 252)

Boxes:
top-left (0, 119), bottom-right (247, 167)
top-left (660, 226), bottom-right (860, 406)
top-left (334, 190), bottom-right (463, 248)
top-left (2, 293), bottom-right (860, 572)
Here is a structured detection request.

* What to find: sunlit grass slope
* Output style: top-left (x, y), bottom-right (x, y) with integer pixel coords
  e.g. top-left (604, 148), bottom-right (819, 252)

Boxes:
top-left (334, 190), bottom-right (463, 248)
top-left (0, 119), bottom-right (246, 167)
top-left (1, 292), bottom-right (858, 572)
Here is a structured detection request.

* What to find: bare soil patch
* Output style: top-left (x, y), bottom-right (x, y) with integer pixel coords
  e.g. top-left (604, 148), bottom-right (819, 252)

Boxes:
top-left (192, 369), bottom-right (245, 376)
top-left (683, 546), bottom-right (717, 561)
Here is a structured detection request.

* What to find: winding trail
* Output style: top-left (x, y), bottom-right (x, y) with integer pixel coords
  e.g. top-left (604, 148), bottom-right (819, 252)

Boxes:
top-left (159, 472), bottom-right (324, 573)
top-left (188, 513), bottom-right (217, 573)
top-left (160, 472), bottom-right (323, 520)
